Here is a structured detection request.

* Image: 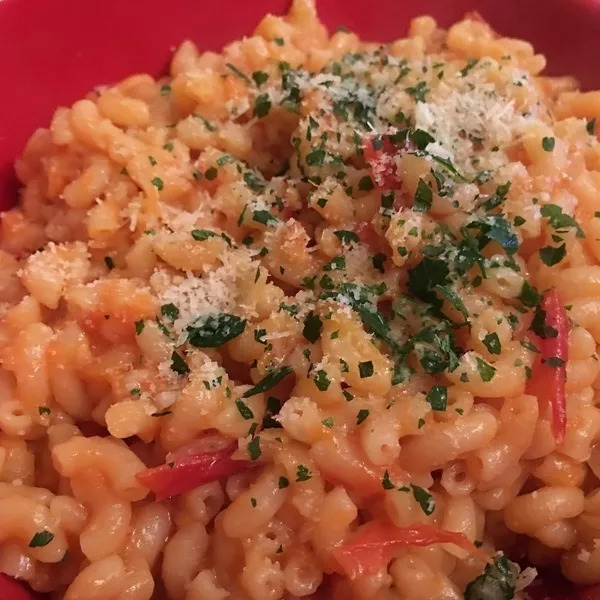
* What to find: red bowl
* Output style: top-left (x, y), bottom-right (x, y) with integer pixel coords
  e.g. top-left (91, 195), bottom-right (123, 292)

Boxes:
top-left (1, 0), bottom-right (600, 209)
top-left (0, 1), bottom-right (600, 598)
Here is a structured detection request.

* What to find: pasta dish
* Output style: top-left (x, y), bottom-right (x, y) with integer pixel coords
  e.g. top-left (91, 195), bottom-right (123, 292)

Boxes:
top-left (2, 1), bottom-right (600, 598)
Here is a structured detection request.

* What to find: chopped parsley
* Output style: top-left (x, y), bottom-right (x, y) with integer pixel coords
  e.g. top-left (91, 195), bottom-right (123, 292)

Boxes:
top-left (242, 366), bottom-right (294, 398)
top-left (356, 408), bottom-right (370, 424)
top-left (406, 81), bottom-right (429, 102)
top-left (539, 243), bottom-right (566, 266)
top-left (411, 484), bottom-right (435, 515)
top-left (252, 71), bottom-right (269, 86)
top-left (475, 357), bottom-right (496, 382)
top-left (313, 370), bottom-right (331, 391)
top-left (247, 436), bottom-right (262, 460)
top-left (191, 229), bottom-right (216, 241)
top-left (254, 93), bottom-right (272, 118)
top-left (321, 417), bottom-right (334, 428)
top-left (358, 361), bottom-right (374, 378)
top-left (482, 332), bottom-right (501, 355)
top-left (29, 531), bottom-right (55, 548)
top-left (542, 136), bottom-right (555, 151)
top-left (426, 385), bottom-right (447, 411)
top-left (170, 351), bottom-right (190, 375)
top-left (225, 62), bottom-right (251, 84)
top-left (296, 464), bottom-right (312, 481)
top-left (187, 313), bottom-right (246, 347)
top-left (160, 303), bottom-right (179, 321)
top-left (235, 398), bottom-right (254, 420)
top-left (334, 230), bottom-right (360, 244)
top-left (587, 118), bottom-right (596, 135)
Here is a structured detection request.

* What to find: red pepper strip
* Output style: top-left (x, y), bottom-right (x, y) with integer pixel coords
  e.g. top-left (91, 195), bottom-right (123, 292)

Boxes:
top-left (0, 574), bottom-right (35, 600)
top-left (362, 135), bottom-right (402, 190)
top-left (525, 289), bottom-right (568, 444)
top-left (332, 520), bottom-right (489, 579)
top-left (136, 441), bottom-right (251, 501)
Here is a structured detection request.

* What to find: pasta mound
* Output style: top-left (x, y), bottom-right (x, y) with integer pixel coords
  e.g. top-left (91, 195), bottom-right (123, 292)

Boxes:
top-left (2, 1), bottom-right (600, 598)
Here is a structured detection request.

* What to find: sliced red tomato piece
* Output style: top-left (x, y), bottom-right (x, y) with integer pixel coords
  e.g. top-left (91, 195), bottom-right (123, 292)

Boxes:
top-left (136, 435), bottom-right (251, 500)
top-left (332, 520), bottom-right (488, 579)
top-left (362, 135), bottom-right (402, 190)
top-left (525, 289), bottom-right (568, 444)
top-left (354, 222), bottom-right (388, 256)
top-left (0, 574), bottom-right (35, 600)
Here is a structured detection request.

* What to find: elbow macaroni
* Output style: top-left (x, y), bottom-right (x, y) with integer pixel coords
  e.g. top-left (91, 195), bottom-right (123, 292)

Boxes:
top-left (2, 0), bottom-right (600, 596)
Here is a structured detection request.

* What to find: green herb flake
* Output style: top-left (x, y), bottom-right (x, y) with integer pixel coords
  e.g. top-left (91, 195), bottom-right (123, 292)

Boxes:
top-left (544, 356), bottom-right (565, 368)
top-left (244, 171), bottom-right (266, 191)
top-left (151, 409), bottom-right (172, 417)
top-left (296, 464), bottom-right (312, 481)
top-left (248, 436), bottom-right (262, 460)
top-left (323, 256), bottom-right (346, 271)
top-left (518, 282), bottom-right (542, 307)
top-left (460, 58), bottom-right (479, 76)
top-left (225, 62), bottom-right (251, 84)
top-left (334, 230), bottom-right (360, 244)
top-left (191, 229), bottom-right (216, 241)
top-left (253, 93), bottom-right (272, 118)
top-left (161, 303), bottom-right (180, 321)
top-left (475, 357), bottom-right (496, 382)
top-left (413, 179), bottom-right (433, 212)
top-left (539, 243), bottom-right (566, 266)
top-left (382, 470), bottom-right (395, 490)
top-left (135, 320), bottom-right (145, 335)
top-left (104, 256), bottom-right (114, 270)
top-left (542, 136), bottom-right (555, 151)
top-left (464, 555), bottom-right (517, 600)
top-left (587, 118), bottom-right (596, 135)
top-left (411, 484), bottom-right (435, 515)
top-left (482, 332), bottom-right (501, 355)
top-left (38, 406), bottom-right (51, 416)
top-left (303, 311), bottom-right (323, 343)
top-left (252, 70), bottom-right (269, 86)
top-left (358, 175), bottom-right (374, 191)
top-left (358, 360), bottom-right (374, 378)
top-left (356, 408), bottom-right (370, 424)
top-left (29, 531), bottom-right (55, 548)
top-left (540, 204), bottom-right (584, 238)
top-left (187, 313), bottom-right (246, 347)
top-left (170, 351), bottom-right (190, 375)
top-left (322, 417), bottom-right (334, 428)
top-left (278, 476), bottom-right (289, 488)
top-left (314, 369), bottom-right (331, 391)
top-left (406, 81), bottom-right (429, 102)
top-left (426, 385), bottom-right (447, 411)
top-left (243, 366), bottom-right (294, 398)
top-left (151, 177), bottom-right (164, 191)
top-left (235, 398), bottom-right (255, 420)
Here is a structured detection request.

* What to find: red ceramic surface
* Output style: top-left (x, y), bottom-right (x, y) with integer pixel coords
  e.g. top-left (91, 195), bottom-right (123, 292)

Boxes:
top-left (1, 0), bottom-right (600, 208)
top-left (0, 0), bottom-right (600, 597)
